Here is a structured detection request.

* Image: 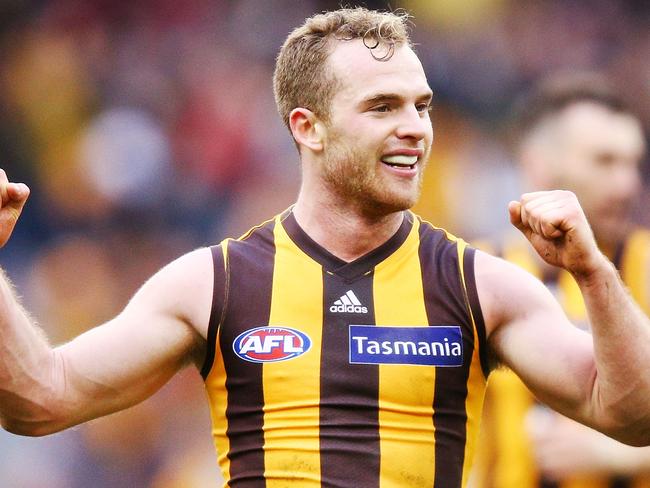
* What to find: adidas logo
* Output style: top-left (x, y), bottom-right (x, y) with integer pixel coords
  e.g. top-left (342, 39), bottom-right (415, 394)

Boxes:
top-left (330, 290), bottom-right (368, 314)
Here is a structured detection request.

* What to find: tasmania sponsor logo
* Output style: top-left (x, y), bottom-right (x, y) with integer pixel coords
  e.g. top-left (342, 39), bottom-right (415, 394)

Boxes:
top-left (233, 326), bottom-right (311, 363)
top-left (349, 325), bottom-right (463, 366)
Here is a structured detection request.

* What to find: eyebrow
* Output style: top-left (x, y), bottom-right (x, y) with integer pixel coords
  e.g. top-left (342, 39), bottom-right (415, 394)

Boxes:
top-left (360, 91), bottom-right (434, 107)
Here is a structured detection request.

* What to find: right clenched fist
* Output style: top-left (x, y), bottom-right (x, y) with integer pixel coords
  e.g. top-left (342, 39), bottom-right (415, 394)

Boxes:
top-left (0, 169), bottom-right (30, 248)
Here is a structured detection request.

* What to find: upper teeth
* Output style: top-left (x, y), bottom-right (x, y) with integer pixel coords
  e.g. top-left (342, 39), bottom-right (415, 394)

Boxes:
top-left (382, 155), bottom-right (418, 166)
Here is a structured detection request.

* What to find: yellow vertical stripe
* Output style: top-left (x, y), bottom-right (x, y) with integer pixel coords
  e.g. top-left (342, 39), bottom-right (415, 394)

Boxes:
top-left (622, 230), bottom-right (650, 315)
top-left (483, 370), bottom-right (537, 488)
top-left (262, 217), bottom-right (323, 486)
top-left (374, 219), bottom-right (437, 488)
top-left (634, 478), bottom-right (650, 488)
top-left (457, 241), bottom-right (487, 488)
top-left (205, 243), bottom-right (231, 485)
top-left (561, 477), bottom-right (609, 488)
top-left (558, 271), bottom-right (587, 323)
top-left (461, 342), bottom-right (486, 487)
top-left (503, 240), bottom-right (540, 276)
top-left (206, 328), bottom-right (232, 485)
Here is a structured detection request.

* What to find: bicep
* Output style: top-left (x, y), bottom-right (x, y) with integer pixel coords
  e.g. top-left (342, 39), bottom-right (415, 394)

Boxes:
top-left (51, 248), bottom-right (213, 428)
top-left (476, 251), bottom-right (598, 425)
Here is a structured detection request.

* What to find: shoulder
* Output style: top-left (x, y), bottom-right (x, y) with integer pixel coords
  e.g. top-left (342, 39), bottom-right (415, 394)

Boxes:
top-left (412, 215), bottom-right (470, 261)
top-left (154, 247), bottom-right (214, 288)
top-left (472, 249), bottom-right (574, 373)
top-left (412, 213), bottom-right (459, 241)
top-left (473, 249), bottom-right (563, 339)
top-left (133, 247), bottom-right (216, 340)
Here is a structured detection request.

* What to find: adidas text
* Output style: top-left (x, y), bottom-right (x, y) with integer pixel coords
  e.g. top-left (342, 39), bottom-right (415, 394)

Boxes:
top-left (330, 304), bottom-right (368, 314)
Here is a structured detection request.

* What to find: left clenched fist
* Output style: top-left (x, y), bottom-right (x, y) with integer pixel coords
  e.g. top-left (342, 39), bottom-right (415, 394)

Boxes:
top-left (508, 190), bottom-right (607, 278)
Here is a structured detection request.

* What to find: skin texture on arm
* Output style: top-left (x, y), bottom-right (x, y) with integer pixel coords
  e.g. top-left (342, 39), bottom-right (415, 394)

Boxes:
top-left (478, 190), bottom-right (650, 446)
top-left (0, 171), bottom-right (214, 436)
top-left (1, 248), bottom-right (213, 436)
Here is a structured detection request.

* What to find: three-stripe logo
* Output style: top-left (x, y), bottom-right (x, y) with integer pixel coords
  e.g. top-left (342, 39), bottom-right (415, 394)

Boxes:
top-left (329, 290), bottom-right (368, 314)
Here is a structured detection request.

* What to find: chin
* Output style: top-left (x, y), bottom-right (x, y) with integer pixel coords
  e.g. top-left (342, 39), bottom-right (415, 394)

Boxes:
top-left (363, 192), bottom-right (419, 216)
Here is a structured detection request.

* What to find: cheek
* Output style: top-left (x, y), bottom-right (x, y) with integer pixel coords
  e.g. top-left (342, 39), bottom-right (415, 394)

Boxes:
top-left (332, 126), bottom-right (376, 153)
top-left (426, 122), bottom-right (434, 141)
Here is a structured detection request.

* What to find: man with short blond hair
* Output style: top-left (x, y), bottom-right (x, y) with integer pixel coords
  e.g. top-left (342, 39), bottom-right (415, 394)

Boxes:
top-left (1, 8), bottom-right (650, 488)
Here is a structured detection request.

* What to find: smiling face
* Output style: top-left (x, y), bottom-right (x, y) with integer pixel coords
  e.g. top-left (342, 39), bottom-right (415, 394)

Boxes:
top-left (316, 40), bottom-right (434, 216)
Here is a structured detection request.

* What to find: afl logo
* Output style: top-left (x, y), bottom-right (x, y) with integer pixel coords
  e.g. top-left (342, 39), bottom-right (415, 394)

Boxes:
top-left (233, 327), bottom-right (312, 363)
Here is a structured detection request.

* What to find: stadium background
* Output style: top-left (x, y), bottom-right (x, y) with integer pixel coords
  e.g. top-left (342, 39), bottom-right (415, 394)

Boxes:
top-left (0, 0), bottom-right (648, 486)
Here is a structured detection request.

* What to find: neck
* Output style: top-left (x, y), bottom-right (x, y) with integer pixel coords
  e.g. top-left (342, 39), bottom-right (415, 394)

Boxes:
top-left (293, 187), bottom-right (405, 263)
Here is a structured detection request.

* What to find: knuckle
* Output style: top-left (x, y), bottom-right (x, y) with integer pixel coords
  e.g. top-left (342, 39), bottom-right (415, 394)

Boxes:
top-left (562, 190), bottom-right (577, 200)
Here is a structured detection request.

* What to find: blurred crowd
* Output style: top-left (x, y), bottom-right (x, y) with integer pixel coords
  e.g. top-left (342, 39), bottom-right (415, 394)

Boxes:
top-left (0, 0), bottom-right (648, 486)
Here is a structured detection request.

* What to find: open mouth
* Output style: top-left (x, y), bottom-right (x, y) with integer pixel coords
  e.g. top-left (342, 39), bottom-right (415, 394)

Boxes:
top-left (380, 154), bottom-right (418, 170)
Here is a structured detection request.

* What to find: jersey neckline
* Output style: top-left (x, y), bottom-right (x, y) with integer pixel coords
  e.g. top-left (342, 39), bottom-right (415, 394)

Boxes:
top-left (280, 209), bottom-right (414, 282)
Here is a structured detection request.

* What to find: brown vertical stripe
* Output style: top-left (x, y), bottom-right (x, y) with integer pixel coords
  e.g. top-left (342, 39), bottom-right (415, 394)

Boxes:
top-left (220, 222), bottom-right (276, 487)
top-left (419, 223), bottom-right (474, 488)
top-left (539, 480), bottom-right (559, 488)
top-left (612, 239), bottom-right (626, 269)
top-left (320, 271), bottom-right (380, 488)
top-left (201, 244), bottom-right (227, 379)
top-left (610, 477), bottom-right (632, 488)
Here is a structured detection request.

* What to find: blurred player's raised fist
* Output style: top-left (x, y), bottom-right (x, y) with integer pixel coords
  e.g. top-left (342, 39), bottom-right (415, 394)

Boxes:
top-left (0, 169), bottom-right (30, 248)
top-left (508, 190), bottom-right (606, 278)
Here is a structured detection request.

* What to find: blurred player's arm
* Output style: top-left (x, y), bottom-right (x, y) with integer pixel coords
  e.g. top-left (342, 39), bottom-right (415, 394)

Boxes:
top-left (527, 408), bottom-right (650, 478)
top-left (0, 171), bottom-right (213, 436)
top-left (477, 190), bottom-right (650, 446)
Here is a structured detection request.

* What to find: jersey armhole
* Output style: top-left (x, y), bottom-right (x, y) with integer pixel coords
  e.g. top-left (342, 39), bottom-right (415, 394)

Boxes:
top-left (200, 243), bottom-right (229, 379)
top-left (462, 246), bottom-right (490, 379)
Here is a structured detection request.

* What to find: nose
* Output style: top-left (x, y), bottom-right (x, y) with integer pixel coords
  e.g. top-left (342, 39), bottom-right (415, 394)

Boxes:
top-left (395, 105), bottom-right (431, 142)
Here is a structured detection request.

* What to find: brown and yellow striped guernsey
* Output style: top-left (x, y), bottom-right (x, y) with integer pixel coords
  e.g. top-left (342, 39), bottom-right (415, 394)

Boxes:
top-left (201, 209), bottom-right (489, 488)
top-left (472, 229), bottom-right (650, 488)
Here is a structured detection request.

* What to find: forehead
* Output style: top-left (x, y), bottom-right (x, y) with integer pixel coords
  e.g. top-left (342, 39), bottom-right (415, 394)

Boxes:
top-left (326, 39), bottom-right (431, 104)
top-left (559, 102), bottom-right (646, 156)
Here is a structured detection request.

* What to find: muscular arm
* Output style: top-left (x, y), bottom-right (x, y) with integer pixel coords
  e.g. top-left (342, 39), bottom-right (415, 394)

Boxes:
top-left (479, 191), bottom-right (650, 446)
top-left (0, 247), bottom-right (214, 437)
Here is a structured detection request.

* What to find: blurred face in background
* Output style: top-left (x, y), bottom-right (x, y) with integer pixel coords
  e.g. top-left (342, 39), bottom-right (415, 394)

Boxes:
top-left (523, 102), bottom-right (646, 250)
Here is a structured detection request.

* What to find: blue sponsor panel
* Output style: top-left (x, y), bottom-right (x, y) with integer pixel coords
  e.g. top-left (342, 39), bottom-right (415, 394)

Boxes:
top-left (349, 325), bottom-right (463, 366)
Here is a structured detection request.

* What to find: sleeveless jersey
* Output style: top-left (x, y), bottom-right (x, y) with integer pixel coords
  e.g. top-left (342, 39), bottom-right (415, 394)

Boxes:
top-left (472, 229), bottom-right (650, 488)
top-left (200, 210), bottom-right (489, 487)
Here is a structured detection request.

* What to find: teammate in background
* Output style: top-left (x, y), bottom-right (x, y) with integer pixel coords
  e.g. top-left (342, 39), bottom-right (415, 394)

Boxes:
top-left (472, 75), bottom-right (650, 488)
top-left (2, 8), bottom-right (650, 488)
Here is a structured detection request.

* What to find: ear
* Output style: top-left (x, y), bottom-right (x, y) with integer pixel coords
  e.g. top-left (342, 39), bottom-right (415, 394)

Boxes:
top-left (289, 108), bottom-right (325, 152)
